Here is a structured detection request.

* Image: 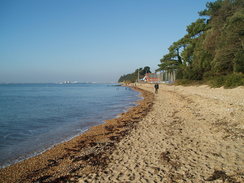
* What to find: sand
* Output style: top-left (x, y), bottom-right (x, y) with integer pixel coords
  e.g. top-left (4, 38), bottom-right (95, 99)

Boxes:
top-left (78, 84), bottom-right (244, 183)
top-left (1, 84), bottom-right (244, 183)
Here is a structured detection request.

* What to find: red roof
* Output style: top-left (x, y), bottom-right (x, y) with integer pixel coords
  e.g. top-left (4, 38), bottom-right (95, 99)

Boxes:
top-left (145, 73), bottom-right (159, 82)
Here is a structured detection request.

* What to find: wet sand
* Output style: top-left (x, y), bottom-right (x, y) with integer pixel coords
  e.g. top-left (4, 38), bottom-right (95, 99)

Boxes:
top-left (0, 87), bottom-right (154, 183)
top-left (78, 84), bottom-right (244, 183)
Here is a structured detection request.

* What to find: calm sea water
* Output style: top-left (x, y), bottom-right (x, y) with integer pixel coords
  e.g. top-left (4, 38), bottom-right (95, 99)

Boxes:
top-left (0, 83), bottom-right (140, 168)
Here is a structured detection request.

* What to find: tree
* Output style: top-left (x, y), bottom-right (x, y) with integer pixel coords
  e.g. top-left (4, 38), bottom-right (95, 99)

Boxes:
top-left (158, 0), bottom-right (244, 81)
top-left (118, 66), bottom-right (152, 83)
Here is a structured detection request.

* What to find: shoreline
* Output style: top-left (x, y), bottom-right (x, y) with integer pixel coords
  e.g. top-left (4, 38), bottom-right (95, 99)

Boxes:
top-left (0, 127), bottom-right (89, 169)
top-left (0, 87), bottom-right (141, 169)
top-left (0, 86), bottom-right (154, 183)
top-left (81, 83), bottom-right (244, 182)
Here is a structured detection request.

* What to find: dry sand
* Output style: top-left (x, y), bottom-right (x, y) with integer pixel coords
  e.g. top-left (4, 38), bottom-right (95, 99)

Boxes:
top-left (78, 84), bottom-right (244, 183)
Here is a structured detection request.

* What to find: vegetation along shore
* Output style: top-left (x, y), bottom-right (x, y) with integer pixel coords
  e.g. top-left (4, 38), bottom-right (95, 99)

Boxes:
top-left (119, 0), bottom-right (244, 88)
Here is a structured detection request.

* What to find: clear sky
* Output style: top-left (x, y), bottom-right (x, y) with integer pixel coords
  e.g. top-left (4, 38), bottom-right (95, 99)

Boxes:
top-left (0, 0), bottom-right (214, 83)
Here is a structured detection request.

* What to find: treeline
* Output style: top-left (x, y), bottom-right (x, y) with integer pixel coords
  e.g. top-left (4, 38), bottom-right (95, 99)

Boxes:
top-left (157, 0), bottom-right (244, 87)
top-left (118, 66), bottom-right (151, 83)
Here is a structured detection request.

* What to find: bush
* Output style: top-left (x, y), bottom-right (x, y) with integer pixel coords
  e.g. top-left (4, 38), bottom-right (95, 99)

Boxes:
top-left (208, 76), bottom-right (225, 88)
top-left (175, 79), bottom-right (192, 85)
top-left (175, 73), bottom-right (244, 88)
top-left (224, 73), bottom-right (244, 88)
top-left (175, 79), bottom-right (203, 86)
top-left (208, 73), bottom-right (244, 88)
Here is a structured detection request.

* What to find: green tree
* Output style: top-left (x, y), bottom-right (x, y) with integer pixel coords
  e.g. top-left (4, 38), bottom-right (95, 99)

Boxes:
top-left (158, 0), bottom-right (244, 83)
top-left (118, 66), bottom-right (151, 83)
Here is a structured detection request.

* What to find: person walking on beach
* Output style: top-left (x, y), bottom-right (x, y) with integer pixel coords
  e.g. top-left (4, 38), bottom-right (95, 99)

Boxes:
top-left (154, 83), bottom-right (159, 94)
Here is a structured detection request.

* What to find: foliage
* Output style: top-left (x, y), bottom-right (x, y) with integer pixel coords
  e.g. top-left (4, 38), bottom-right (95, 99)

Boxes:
top-left (157, 0), bottom-right (244, 87)
top-left (175, 79), bottom-right (202, 86)
top-left (118, 66), bottom-right (151, 83)
top-left (175, 73), bottom-right (244, 88)
top-left (208, 73), bottom-right (244, 88)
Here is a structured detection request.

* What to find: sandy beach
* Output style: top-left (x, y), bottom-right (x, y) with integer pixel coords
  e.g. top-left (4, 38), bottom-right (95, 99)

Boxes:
top-left (79, 84), bottom-right (244, 183)
top-left (0, 84), bottom-right (244, 183)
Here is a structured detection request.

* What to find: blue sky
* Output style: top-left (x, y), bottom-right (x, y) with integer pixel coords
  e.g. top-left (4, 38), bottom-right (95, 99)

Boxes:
top-left (0, 0), bottom-right (214, 83)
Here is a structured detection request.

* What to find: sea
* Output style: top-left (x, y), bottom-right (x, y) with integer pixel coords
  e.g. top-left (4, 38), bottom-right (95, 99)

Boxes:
top-left (0, 83), bottom-right (141, 168)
